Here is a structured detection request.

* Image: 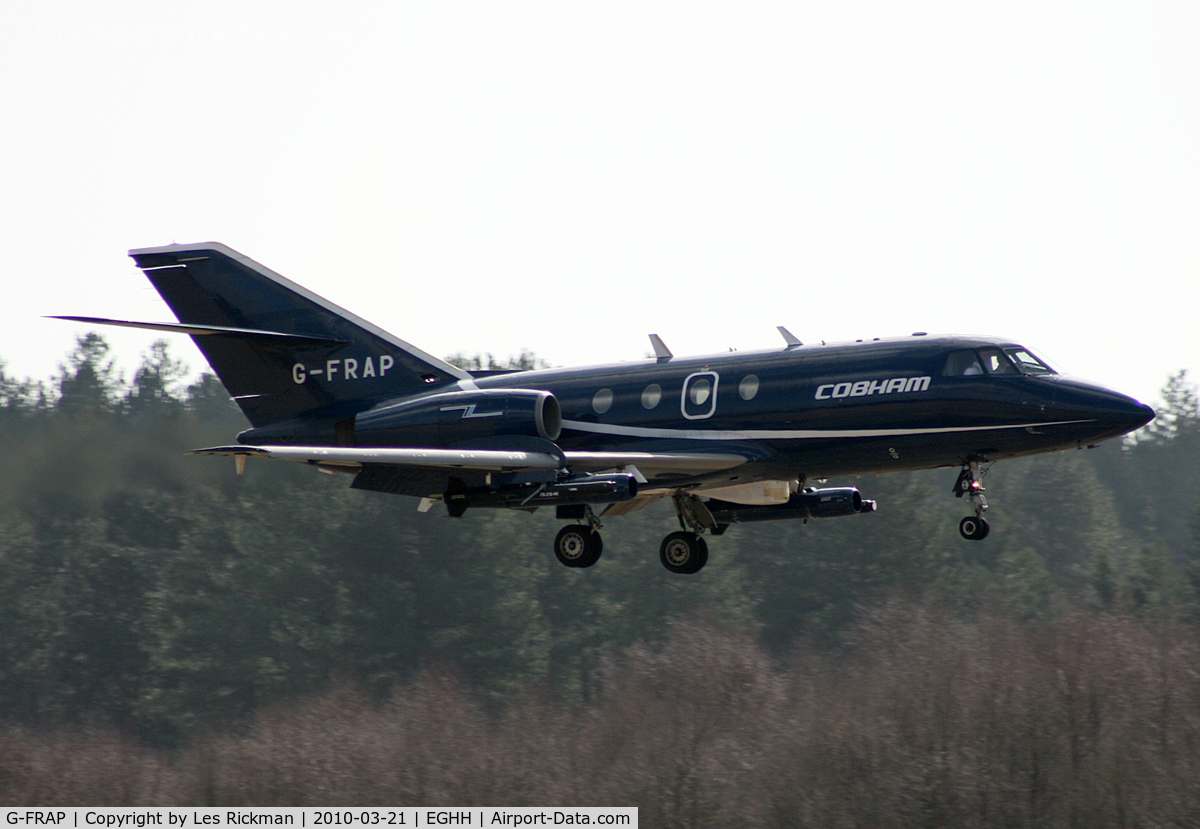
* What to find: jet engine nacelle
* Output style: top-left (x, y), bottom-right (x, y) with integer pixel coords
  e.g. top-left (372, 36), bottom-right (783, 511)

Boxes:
top-left (353, 388), bottom-right (562, 447)
top-left (707, 487), bottom-right (876, 523)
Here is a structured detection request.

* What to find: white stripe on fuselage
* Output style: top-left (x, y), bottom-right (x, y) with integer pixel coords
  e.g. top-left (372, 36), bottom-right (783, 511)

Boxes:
top-left (559, 419), bottom-right (1094, 441)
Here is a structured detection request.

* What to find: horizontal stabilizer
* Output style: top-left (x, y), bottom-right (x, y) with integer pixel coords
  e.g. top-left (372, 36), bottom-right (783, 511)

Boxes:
top-left (49, 316), bottom-right (345, 347)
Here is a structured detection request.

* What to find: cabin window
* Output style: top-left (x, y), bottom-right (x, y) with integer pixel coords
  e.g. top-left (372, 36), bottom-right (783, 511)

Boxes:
top-left (739, 374), bottom-right (760, 400)
top-left (592, 388), bottom-right (614, 414)
top-left (641, 384), bottom-right (662, 409)
top-left (943, 350), bottom-right (984, 377)
top-left (681, 371), bottom-right (720, 420)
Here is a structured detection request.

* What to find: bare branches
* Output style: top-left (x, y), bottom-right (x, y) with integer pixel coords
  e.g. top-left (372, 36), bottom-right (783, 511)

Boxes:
top-left (3, 609), bottom-right (1200, 826)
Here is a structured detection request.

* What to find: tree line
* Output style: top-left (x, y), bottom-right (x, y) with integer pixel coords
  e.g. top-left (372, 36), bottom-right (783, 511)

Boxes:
top-left (4, 610), bottom-right (1200, 828)
top-left (0, 334), bottom-right (1198, 756)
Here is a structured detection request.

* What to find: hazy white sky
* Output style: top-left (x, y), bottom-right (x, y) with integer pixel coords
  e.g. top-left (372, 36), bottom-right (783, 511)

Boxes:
top-left (3, 1), bottom-right (1197, 407)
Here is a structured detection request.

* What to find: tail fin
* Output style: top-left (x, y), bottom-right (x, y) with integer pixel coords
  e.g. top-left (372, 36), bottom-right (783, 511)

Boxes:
top-left (125, 242), bottom-right (472, 426)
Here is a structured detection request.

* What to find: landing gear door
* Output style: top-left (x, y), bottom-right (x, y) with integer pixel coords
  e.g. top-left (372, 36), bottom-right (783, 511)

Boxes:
top-left (681, 371), bottom-right (720, 420)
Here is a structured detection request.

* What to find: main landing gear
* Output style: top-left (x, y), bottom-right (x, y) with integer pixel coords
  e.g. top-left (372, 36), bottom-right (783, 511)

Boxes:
top-left (954, 460), bottom-right (991, 541)
top-left (554, 508), bottom-right (603, 568)
top-left (660, 531), bottom-right (708, 575)
top-left (552, 492), bottom-right (719, 574)
top-left (659, 491), bottom-right (716, 574)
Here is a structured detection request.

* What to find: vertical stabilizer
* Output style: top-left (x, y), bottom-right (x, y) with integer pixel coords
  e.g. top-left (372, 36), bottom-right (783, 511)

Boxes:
top-left (129, 243), bottom-right (471, 426)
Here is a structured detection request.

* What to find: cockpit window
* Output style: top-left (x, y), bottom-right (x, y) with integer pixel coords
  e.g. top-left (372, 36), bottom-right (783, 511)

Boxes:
top-left (1003, 347), bottom-right (1055, 375)
top-left (943, 350), bottom-right (984, 377)
top-left (944, 347), bottom-right (1056, 377)
top-left (978, 348), bottom-right (1017, 375)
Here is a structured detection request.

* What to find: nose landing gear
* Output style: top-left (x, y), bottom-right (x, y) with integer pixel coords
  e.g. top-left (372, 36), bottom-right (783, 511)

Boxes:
top-left (954, 460), bottom-right (991, 540)
top-left (958, 515), bottom-right (989, 541)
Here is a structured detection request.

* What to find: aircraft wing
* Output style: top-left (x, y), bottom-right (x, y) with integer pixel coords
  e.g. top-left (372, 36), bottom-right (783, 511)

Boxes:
top-left (188, 445), bottom-right (752, 503)
top-left (189, 445), bottom-right (564, 471)
top-left (190, 445), bottom-right (749, 477)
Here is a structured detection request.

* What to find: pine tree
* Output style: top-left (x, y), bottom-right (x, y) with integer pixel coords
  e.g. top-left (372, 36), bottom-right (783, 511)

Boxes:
top-left (56, 333), bottom-right (120, 417)
top-left (1139, 370), bottom-right (1199, 445)
top-left (125, 340), bottom-right (187, 418)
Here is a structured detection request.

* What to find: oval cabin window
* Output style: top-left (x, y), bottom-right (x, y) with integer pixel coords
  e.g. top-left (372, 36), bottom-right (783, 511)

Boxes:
top-left (592, 388), bottom-right (614, 414)
top-left (739, 374), bottom-right (760, 400)
top-left (642, 384), bottom-right (662, 409)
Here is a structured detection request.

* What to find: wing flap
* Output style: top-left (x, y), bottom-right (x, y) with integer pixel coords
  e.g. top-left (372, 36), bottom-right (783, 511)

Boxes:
top-left (563, 451), bottom-right (748, 478)
top-left (601, 494), bottom-right (666, 517)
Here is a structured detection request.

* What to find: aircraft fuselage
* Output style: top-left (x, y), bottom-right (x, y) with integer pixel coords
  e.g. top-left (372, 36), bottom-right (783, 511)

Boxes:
top-left (451, 334), bottom-right (1151, 490)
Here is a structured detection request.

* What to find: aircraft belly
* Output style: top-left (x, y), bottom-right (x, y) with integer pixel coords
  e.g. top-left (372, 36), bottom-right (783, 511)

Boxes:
top-left (557, 405), bottom-right (1094, 478)
top-left (757, 420), bottom-right (1099, 478)
top-left (350, 465), bottom-right (471, 497)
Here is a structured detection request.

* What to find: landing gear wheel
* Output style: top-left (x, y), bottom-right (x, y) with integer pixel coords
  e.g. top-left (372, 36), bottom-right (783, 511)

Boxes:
top-left (659, 531), bottom-right (709, 574)
top-left (959, 516), bottom-right (990, 541)
top-left (554, 525), bottom-right (603, 568)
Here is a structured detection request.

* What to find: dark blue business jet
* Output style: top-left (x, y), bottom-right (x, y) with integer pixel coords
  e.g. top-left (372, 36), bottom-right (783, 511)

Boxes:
top-left (55, 243), bottom-right (1154, 574)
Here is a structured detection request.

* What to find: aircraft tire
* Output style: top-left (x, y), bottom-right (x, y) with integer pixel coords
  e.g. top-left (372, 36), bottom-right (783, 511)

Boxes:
top-left (554, 525), bottom-right (603, 568)
top-left (660, 531), bottom-right (709, 574)
top-left (959, 516), bottom-right (990, 541)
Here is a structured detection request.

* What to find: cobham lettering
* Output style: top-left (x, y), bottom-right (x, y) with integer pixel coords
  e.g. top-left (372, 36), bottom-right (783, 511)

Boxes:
top-left (814, 376), bottom-right (931, 400)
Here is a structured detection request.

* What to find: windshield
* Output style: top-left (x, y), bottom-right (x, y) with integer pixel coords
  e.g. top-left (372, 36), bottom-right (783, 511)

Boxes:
top-left (942, 346), bottom-right (1056, 377)
top-left (1003, 347), bottom-right (1055, 375)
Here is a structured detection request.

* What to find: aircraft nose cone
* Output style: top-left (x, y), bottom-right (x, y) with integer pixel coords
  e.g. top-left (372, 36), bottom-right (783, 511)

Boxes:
top-left (1128, 401), bottom-right (1155, 432)
top-left (1093, 395), bottom-right (1154, 439)
top-left (1086, 389), bottom-right (1155, 440)
top-left (1050, 377), bottom-right (1155, 442)
top-left (1132, 400), bottom-right (1152, 427)
top-left (1100, 394), bottom-right (1155, 433)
